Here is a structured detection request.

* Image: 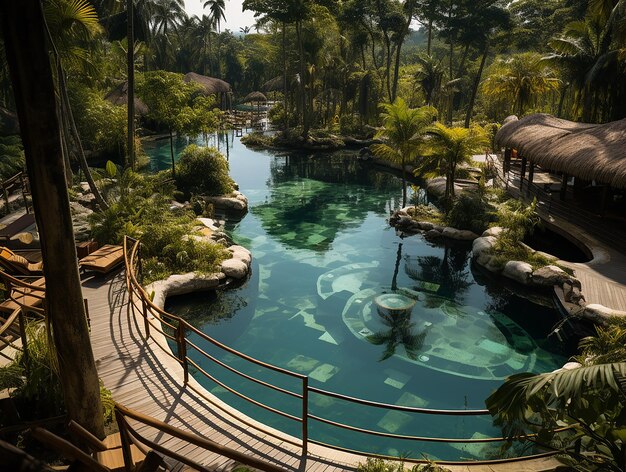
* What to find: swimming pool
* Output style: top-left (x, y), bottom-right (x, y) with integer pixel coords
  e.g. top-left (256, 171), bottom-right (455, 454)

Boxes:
top-left (146, 133), bottom-right (569, 461)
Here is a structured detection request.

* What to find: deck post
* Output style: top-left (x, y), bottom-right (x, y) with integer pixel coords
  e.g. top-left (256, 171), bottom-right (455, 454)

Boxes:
top-left (503, 148), bottom-right (511, 174)
top-left (177, 322), bottom-right (188, 386)
top-left (527, 163), bottom-right (534, 197)
top-left (18, 308), bottom-right (29, 374)
top-left (302, 376), bottom-right (309, 457)
top-left (560, 174), bottom-right (568, 201)
top-left (520, 155), bottom-right (527, 191)
top-left (114, 412), bottom-right (134, 470)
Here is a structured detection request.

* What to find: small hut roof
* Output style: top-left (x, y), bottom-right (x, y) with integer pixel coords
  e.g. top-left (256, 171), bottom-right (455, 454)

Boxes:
top-left (0, 107), bottom-right (20, 135)
top-left (496, 113), bottom-right (626, 189)
top-left (261, 76), bottom-right (284, 92)
top-left (183, 72), bottom-right (231, 94)
top-left (242, 91), bottom-right (267, 103)
top-left (105, 82), bottom-right (149, 115)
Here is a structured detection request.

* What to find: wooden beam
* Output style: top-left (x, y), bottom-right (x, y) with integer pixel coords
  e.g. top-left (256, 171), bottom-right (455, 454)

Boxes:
top-left (520, 155), bottom-right (527, 190)
top-left (527, 163), bottom-right (535, 197)
top-left (560, 174), bottom-right (568, 201)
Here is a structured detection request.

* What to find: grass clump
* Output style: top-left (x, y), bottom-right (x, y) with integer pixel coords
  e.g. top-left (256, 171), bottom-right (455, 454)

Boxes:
top-left (444, 191), bottom-right (496, 234)
top-left (240, 132), bottom-right (274, 148)
top-left (357, 458), bottom-right (450, 472)
top-left (405, 204), bottom-right (445, 225)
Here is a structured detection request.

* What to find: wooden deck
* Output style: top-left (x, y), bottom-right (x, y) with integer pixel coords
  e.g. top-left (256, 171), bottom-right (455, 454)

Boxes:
top-left (85, 271), bottom-right (561, 472)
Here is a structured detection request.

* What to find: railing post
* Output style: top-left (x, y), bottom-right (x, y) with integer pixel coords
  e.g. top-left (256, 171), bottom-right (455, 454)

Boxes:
top-left (302, 376), bottom-right (308, 457)
top-left (177, 322), bottom-right (188, 386)
top-left (114, 411), bottom-right (134, 471)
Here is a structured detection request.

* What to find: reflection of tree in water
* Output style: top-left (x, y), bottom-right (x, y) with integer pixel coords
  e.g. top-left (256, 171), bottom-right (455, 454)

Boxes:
top-left (252, 152), bottom-right (402, 251)
top-left (165, 290), bottom-right (248, 328)
top-left (368, 309), bottom-right (427, 361)
top-left (404, 243), bottom-right (472, 302)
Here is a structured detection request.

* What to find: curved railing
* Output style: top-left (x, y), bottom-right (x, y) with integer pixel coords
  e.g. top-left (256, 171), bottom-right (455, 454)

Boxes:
top-left (122, 236), bottom-right (569, 465)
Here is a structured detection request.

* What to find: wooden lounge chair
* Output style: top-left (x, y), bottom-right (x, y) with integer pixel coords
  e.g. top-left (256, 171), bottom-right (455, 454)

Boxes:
top-left (0, 247), bottom-right (43, 276)
top-left (0, 277), bottom-right (45, 315)
top-left (0, 213), bottom-right (35, 241)
top-left (79, 245), bottom-right (124, 275)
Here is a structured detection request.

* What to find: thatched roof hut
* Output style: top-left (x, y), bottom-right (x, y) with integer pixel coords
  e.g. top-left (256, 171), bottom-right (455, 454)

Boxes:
top-left (0, 107), bottom-right (20, 135)
top-left (105, 82), bottom-right (149, 115)
top-left (183, 72), bottom-right (231, 95)
top-left (261, 76), bottom-right (284, 93)
top-left (242, 91), bottom-right (267, 103)
top-left (496, 113), bottom-right (626, 189)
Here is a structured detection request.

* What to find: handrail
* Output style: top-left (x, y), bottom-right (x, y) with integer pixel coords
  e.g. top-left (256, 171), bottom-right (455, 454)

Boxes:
top-left (122, 235), bottom-right (571, 463)
top-left (115, 402), bottom-right (286, 472)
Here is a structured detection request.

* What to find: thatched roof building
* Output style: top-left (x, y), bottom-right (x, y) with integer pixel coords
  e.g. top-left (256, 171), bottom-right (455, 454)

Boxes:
top-left (0, 107), bottom-right (20, 135)
top-left (496, 114), bottom-right (626, 189)
top-left (105, 82), bottom-right (149, 115)
top-left (261, 76), bottom-right (284, 93)
top-left (183, 72), bottom-right (231, 95)
top-left (242, 91), bottom-right (267, 103)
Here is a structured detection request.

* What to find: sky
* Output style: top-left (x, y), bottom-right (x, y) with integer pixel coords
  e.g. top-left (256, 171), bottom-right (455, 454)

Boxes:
top-left (184, 0), bottom-right (257, 33)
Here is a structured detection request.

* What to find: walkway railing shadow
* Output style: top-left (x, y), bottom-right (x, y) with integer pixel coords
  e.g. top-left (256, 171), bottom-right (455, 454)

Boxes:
top-left (121, 236), bottom-right (577, 466)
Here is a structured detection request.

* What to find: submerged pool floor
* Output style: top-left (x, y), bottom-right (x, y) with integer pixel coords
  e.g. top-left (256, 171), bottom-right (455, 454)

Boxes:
top-left (157, 133), bottom-right (569, 461)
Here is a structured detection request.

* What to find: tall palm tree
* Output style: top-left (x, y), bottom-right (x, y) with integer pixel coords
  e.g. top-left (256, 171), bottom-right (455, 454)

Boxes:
top-left (371, 99), bottom-right (437, 208)
top-left (203, 0), bottom-right (226, 33)
top-left (414, 54), bottom-right (445, 106)
top-left (151, 0), bottom-right (185, 69)
top-left (481, 53), bottom-right (561, 116)
top-left (418, 123), bottom-right (488, 201)
top-left (195, 14), bottom-right (216, 75)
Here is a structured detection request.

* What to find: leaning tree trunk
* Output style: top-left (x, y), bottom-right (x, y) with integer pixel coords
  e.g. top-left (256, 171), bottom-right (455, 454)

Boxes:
top-left (1, 0), bottom-right (105, 439)
top-left (465, 42), bottom-right (489, 128)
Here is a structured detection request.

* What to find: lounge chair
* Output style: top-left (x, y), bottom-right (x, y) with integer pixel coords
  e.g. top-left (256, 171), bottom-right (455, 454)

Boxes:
top-left (79, 245), bottom-right (124, 275)
top-left (0, 247), bottom-right (43, 276)
top-left (0, 276), bottom-right (45, 315)
top-left (0, 213), bottom-right (35, 241)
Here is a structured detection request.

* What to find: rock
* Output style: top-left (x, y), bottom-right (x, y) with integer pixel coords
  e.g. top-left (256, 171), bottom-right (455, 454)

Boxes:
top-left (482, 227), bottom-right (503, 238)
top-left (220, 258), bottom-right (248, 279)
top-left (583, 304), bottom-right (626, 324)
top-left (70, 202), bottom-right (93, 242)
top-left (442, 227), bottom-right (479, 241)
top-left (472, 236), bottom-right (497, 258)
top-left (425, 229), bottom-right (442, 240)
top-left (205, 191), bottom-right (249, 213)
top-left (417, 221), bottom-right (434, 231)
top-left (196, 217), bottom-right (220, 232)
top-left (503, 261), bottom-right (533, 285)
top-left (146, 272), bottom-right (226, 310)
top-left (531, 265), bottom-right (571, 287)
top-left (228, 245), bottom-right (252, 266)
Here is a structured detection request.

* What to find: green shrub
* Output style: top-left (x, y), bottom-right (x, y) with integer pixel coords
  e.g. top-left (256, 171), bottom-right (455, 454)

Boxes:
top-left (175, 144), bottom-right (235, 197)
top-left (240, 132), bottom-right (273, 147)
top-left (357, 458), bottom-right (450, 472)
top-left (0, 135), bottom-right (25, 181)
top-left (445, 192), bottom-right (496, 234)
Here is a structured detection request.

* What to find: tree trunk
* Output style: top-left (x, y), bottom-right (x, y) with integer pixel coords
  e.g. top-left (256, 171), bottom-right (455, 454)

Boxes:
top-left (296, 22), bottom-right (309, 138)
top-left (169, 128), bottom-right (176, 177)
top-left (127, 0), bottom-right (135, 170)
top-left (464, 42), bottom-right (489, 128)
top-left (401, 157), bottom-right (407, 208)
top-left (427, 19), bottom-right (433, 55)
top-left (1, 0), bottom-right (104, 439)
top-left (282, 22), bottom-right (288, 129)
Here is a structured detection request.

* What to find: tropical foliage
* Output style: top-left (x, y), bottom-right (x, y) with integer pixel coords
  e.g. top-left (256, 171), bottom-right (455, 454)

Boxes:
top-left (175, 144), bottom-right (235, 197)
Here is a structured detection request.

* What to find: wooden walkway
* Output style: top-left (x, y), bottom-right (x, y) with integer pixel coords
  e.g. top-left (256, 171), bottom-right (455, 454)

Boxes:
top-left (85, 271), bottom-right (561, 472)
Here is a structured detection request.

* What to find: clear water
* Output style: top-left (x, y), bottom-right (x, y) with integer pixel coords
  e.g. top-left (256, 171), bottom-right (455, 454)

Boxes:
top-left (145, 133), bottom-right (569, 461)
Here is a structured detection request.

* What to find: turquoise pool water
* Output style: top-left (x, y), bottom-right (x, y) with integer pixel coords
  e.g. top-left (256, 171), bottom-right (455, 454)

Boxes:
top-left (145, 133), bottom-right (568, 461)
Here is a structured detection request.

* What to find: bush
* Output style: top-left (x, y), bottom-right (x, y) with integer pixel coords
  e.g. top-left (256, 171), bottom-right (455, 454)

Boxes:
top-left (175, 144), bottom-right (235, 197)
top-left (0, 136), bottom-right (25, 181)
top-left (241, 132), bottom-right (273, 148)
top-left (445, 192), bottom-right (496, 234)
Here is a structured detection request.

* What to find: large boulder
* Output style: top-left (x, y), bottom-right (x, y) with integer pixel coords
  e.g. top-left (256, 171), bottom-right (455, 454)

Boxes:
top-left (503, 261), bottom-right (533, 285)
top-left (70, 201), bottom-right (93, 242)
top-left (482, 227), bottom-right (503, 238)
top-left (220, 258), bottom-right (248, 279)
top-left (205, 191), bottom-right (248, 213)
top-left (583, 304), bottom-right (626, 325)
top-left (147, 272), bottom-right (226, 309)
top-left (228, 245), bottom-right (252, 266)
top-left (472, 236), bottom-right (497, 258)
top-left (531, 265), bottom-right (573, 287)
top-left (442, 227), bottom-right (479, 241)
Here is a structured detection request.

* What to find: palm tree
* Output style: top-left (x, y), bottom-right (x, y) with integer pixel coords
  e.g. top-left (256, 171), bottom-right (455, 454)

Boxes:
top-left (371, 99), bottom-right (437, 208)
top-left (486, 362), bottom-right (626, 471)
top-left (417, 123), bottom-right (488, 201)
top-left (240, 25), bottom-right (251, 35)
top-left (414, 54), bottom-right (445, 107)
top-left (481, 52), bottom-right (561, 116)
top-left (151, 0), bottom-right (186, 69)
top-left (203, 0), bottom-right (226, 33)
